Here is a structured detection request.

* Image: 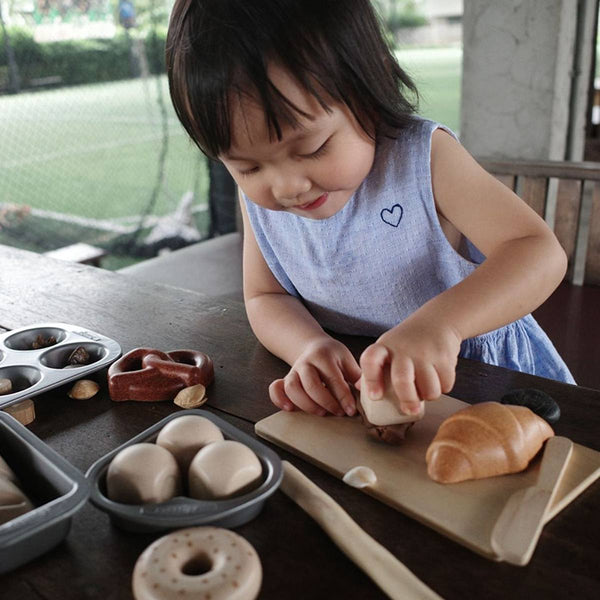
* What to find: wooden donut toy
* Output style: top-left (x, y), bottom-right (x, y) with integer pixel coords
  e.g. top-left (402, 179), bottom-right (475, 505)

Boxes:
top-left (132, 526), bottom-right (262, 600)
top-left (108, 348), bottom-right (214, 402)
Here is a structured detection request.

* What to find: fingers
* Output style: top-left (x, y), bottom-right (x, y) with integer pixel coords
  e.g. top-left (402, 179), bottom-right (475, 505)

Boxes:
top-left (270, 358), bottom-right (454, 418)
top-left (391, 361), bottom-right (456, 413)
top-left (341, 354), bottom-right (362, 390)
top-left (269, 374), bottom-right (327, 416)
top-left (295, 366), bottom-right (346, 416)
top-left (436, 360), bottom-right (456, 395)
top-left (321, 372), bottom-right (356, 416)
top-left (269, 340), bottom-right (362, 417)
top-left (391, 358), bottom-right (453, 413)
top-left (359, 344), bottom-right (390, 400)
top-left (270, 339), bottom-right (454, 418)
top-left (269, 368), bottom-right (348, 417)
top-left (361, 344), bottom-right (428, 414)
top-left (269, 379), bottom-right (296, 412)
top-left (334, 352), bottom-right (361, 416)
top-left (414, 364), bottom-right (442, 402)
top-left (388, 356), bottom-right (421, 414)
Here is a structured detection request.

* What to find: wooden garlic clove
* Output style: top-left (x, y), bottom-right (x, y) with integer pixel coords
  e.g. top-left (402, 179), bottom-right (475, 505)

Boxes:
top-left (68, 379), bottom-right (100, 400)
top-left (343, 466), bottom-right (377, 489)
top-left (173, 383), bottom-right (207, 409)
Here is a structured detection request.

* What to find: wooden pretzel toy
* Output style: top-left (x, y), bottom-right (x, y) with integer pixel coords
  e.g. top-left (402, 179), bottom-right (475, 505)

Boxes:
top-left (107, 348), bottom-right (214, 402)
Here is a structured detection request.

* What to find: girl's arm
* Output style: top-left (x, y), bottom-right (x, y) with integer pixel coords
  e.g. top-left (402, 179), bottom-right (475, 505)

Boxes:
top-left (426, 129), bottom-right (567, 339)
top-left (240, 195), bottom-right (360, 416)
top-left (240, 193), bottom-right (325, 364)
top-left (361, 130), bottom-right (567, 413)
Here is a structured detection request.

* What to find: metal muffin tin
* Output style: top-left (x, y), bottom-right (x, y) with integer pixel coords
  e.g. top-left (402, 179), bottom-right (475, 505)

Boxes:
top-left (0, 412), bottom-right (90, 574)
top-left (0, 322), bottom-right (122, 410)
top-left (86, 409), bottom-right (283, 533)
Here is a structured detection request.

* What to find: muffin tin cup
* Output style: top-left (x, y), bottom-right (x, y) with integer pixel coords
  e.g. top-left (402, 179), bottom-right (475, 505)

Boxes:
top-left (85, 409), bottom-right (283, 533)
top-left (0, 323), bottom-right (122, 409)
top-left (0, 412), bottom-right (90, 574)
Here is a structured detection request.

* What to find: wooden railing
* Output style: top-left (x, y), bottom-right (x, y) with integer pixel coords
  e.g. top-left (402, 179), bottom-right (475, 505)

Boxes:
top-left (477, 158), bottom-right (600, 285)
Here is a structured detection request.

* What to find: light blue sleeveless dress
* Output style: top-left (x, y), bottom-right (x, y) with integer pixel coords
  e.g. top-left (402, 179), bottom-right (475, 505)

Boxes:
top-left (244, 116), bottom-right (575, 384)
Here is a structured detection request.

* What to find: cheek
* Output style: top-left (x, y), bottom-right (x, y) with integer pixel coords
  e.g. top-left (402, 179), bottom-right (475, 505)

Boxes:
top-left (322, 144), bottom-right (374, 188)
top-left (221, 165), bottom-right (257, 199)
top-left (232, 176), bottom-right (275, 209)
top-left (221, 159), bottom-right (279, 211)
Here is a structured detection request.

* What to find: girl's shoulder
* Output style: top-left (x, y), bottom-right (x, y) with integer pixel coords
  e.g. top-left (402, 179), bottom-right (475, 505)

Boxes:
top-left (376, 116), bottom-right (456, 158)
top-left (372, 116), bottom-right (456, 181)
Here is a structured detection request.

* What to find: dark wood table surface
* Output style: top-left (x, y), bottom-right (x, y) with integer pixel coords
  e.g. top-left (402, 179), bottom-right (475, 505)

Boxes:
top-left (1, 245), bottom-right (599, 600)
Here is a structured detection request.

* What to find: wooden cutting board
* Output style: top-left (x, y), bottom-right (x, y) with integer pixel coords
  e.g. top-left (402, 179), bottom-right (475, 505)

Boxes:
top-left (255, 395), bottom-right (600, 560)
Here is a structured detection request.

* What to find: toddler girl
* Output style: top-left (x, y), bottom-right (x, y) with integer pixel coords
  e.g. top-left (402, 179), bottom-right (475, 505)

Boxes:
top-left (166, 0), bottom-right (574, 418)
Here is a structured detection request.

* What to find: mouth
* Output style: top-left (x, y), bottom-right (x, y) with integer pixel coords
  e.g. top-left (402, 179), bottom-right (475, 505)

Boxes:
top-left (297, 193), bottom-right (328, 211)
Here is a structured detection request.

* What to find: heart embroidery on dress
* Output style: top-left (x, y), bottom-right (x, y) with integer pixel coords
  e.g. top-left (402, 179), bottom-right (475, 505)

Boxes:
top-left (380, 204), bottom-right (403, 227)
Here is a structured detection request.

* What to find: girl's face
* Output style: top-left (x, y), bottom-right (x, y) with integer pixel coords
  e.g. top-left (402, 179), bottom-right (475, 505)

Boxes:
top-left (220, 65), bottom-right (376, 220)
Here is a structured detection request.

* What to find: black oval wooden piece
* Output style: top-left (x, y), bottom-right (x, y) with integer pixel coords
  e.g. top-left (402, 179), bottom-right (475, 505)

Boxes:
top-left (500, 388), bottom-right (561, 424)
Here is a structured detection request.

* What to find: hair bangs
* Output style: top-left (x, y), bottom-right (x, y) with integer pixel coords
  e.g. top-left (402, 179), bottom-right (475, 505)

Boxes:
top-left (167, 2), bottom-right (329, 158)
top-left (167, 0), bottom-right (418, 158)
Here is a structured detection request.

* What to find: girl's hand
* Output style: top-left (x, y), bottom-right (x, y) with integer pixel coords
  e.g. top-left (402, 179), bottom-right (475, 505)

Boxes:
top-left (269, 337), bottom-right (361, 417)
top-left (359, 317), bottom-right (462, 415)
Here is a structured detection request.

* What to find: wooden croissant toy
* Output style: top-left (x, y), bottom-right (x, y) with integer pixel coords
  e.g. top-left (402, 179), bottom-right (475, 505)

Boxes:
top-left (426, 401), bottom-right (554, 484)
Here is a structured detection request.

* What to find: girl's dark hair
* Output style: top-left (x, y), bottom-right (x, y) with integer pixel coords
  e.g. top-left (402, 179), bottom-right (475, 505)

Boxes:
top-left (166, 0), bottom-right (418, 158)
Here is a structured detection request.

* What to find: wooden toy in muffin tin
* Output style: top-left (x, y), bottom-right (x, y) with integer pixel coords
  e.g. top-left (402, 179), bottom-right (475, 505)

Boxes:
top-left (0, 323), bottom-right (121, 412)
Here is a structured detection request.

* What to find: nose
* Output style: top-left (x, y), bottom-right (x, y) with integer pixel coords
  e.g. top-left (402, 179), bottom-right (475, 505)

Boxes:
top-left (271, 169), bottom-right (311, 206)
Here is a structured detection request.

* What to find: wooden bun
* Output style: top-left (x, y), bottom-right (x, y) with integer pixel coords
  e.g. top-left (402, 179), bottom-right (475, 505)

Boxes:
top-left (358, 375), bottom-right (425, 426)
top-left (426, 402), bottom-right (554, 483)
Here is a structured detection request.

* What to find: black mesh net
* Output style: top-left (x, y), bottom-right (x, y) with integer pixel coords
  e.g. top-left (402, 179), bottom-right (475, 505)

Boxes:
top-left (0, 0), bottom-right (235, 270)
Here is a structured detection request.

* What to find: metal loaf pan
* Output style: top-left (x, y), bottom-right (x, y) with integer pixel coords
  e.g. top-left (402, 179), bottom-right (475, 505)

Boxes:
top-left (85, 409), bottom-right (283, 533)
top-left (0, 322), bottom-right (122, 409)
top-left (0, 412), bottom-right (90, 574)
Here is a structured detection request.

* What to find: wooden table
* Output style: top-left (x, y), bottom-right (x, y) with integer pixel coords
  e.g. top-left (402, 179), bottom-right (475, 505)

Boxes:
top-left (1, 245), bottom-right (599, 600)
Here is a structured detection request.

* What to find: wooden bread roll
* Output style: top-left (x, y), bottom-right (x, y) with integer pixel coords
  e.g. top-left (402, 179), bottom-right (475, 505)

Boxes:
top-left (359, 374), bottom-right (425, 426)
top-left (356, 374), bottom-right (425, 444)
top-left (426, 402), bottom-right (554, 483)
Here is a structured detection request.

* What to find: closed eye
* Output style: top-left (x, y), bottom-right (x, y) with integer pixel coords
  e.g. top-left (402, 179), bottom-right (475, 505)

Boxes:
top-left (239, 166), bottom-right (259, 177)
top-left (303, 136), bottom-right (331, 160)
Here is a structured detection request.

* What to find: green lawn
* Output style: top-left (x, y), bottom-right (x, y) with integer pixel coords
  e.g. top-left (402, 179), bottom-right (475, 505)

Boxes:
top-left (0, 46), bottom-right (462, 267)
top-left (0, 77), bottom-right (208, 218)
top-left (397, 46), bottom-right (462, 133)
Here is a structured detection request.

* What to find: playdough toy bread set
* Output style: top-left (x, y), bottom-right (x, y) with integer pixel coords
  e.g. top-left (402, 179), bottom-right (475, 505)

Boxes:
top-left (0, 323), bottom-right (280, 600)
top-left (2, 322), bottom-right (600, 599)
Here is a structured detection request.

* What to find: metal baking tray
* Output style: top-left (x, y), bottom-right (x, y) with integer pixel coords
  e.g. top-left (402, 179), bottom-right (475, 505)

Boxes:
top-left (86, 409), bottom-right (283, 533)
top-left (0, 322), bottom-right (122, 409)
top-left (0, 411), bottom-right (90, 574)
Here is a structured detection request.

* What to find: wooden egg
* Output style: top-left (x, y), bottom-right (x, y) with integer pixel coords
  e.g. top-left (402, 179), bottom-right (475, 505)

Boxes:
top-left (188, 440), bottom-right (262, 500)
top-left (106, 443), bottom-right (181, 504)
top-left (155, 415), bottom-right (224, 473)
